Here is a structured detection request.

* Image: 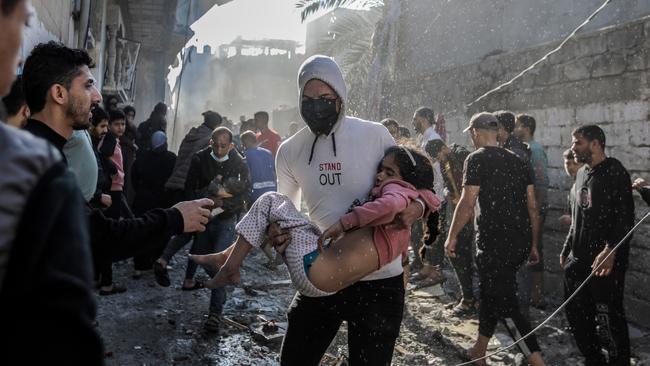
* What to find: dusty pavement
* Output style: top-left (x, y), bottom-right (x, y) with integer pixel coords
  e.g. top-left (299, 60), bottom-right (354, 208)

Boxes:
top-left (96, 247), bottom-right (650, 365)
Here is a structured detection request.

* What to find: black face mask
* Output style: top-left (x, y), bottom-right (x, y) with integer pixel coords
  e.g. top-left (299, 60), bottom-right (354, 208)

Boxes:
top-left (301, 97), bottom-right (339, 136)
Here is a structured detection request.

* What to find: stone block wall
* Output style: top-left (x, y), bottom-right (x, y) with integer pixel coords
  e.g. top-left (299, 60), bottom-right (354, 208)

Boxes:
top-left (387, 16), bottom-right (650, 326)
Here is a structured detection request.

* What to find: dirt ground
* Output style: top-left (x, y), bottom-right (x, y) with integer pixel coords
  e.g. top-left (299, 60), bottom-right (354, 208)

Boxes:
top-left (96, 247), bottom-right (650, 365)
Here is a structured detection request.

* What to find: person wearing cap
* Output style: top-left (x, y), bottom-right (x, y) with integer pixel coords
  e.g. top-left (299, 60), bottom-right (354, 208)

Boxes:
top-left (425, 139), bottom-right (476, 316)
top-left (445, 112), bottom-right (545, 365)
top-left (132, 131), bottom-right (178, 273)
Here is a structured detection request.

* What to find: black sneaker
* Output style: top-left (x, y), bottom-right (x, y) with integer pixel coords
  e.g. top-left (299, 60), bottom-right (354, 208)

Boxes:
top-left (153, 261), bottom-right (170, 287)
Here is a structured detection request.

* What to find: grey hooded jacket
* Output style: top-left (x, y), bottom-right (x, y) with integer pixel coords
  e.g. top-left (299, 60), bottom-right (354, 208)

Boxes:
top-left (165, 123), bottom-right (213, 192)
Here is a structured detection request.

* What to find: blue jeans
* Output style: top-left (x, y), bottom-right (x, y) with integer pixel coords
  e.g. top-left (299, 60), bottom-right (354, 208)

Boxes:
top-left (191, 215), bottom-right (237, 314)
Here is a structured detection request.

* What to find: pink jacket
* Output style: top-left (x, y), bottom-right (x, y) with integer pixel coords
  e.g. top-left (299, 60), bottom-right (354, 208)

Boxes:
top-left (339, 179), bottom-right (441, 267)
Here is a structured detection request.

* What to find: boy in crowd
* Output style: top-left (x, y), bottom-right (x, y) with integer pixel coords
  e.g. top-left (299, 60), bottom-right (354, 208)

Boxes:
top-left (99, 109), bottom-right (132, 220)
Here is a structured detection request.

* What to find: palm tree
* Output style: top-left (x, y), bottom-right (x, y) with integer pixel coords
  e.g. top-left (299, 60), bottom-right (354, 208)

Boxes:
top-left (295, 0), bottom-right (384, 115)
top-left (295, 0), bottom-right (383, 23)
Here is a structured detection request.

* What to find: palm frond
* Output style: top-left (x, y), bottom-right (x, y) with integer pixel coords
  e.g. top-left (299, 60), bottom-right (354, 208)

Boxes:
top-left (295, 0), bottom-right (383, 22)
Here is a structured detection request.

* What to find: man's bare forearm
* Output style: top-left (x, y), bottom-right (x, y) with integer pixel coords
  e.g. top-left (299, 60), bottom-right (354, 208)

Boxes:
top-left (448, 195), bottom-right (474, 239)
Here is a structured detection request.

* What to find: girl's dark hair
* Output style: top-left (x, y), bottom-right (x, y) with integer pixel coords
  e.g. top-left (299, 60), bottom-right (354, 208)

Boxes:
top-left (383, 145), bottom-right (434, 191)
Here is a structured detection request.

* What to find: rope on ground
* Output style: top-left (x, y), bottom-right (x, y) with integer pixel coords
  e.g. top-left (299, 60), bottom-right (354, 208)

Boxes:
top-left (454, 209), bottom-right (650, 366)
top-left (465, 0), bottom-right (613, 109)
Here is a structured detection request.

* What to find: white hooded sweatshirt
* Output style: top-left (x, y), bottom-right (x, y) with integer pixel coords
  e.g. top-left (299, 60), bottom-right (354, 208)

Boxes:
top-left (276, 55), bottom-right (402, 281)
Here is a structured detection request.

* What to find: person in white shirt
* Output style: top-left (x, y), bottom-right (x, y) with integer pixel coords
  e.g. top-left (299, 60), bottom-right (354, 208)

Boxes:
top-left (268, 55), bottom-right (424, 366)
top-left (410, 107), bottom-right (447, 285)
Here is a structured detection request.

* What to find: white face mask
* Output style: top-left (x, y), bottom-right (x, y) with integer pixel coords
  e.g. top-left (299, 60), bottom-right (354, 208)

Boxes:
top-left (211, 151), bottom-right (229, 163)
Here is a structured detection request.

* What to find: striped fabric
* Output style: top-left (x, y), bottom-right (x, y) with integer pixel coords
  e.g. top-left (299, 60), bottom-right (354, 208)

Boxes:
top-left (235, 192), bottom-right (334, 297)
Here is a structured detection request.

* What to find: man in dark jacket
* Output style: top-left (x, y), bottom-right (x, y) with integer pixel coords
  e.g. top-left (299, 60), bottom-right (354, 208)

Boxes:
top-left (21, 39), bottom-right (213, 287)
top-left (132, 131), bottom-right (177, 272)
top-left (166, 110), bottom-right (222, 204)
top-left (494, 110), bottom-right (530, 161)
top-left (185, 126), bottom-right (250, 332)
top-left (88, 106), bottom-right (114, 209)
top-left (0, 2), bottom-right (97, 363)
top-left (562, 125), bottom-right (635, 366)
top-left (136, 102), bottom-right (167, 152)
top-left (425, 139), bottom-right (475, 316)
top-left (152, 110), bottom-right (222, 288)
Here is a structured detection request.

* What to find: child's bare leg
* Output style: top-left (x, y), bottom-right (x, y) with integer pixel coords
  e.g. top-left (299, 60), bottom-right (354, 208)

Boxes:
top-left (196, 235), bottom-right (254, 289)
top-left (308, 227), bottom-right (379, 293)
top-left (190, 243), bottom-right (236, 273)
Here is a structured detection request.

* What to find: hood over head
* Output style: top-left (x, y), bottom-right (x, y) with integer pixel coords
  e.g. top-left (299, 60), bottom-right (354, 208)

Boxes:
top-left (297, 55), bottom-right (348, 164)
top-left (298, 55), bottom-right (347, 132)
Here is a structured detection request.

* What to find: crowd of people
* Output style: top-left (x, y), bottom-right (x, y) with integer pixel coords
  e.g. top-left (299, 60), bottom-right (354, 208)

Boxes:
top-left (0, 1), bottom-right (649, 365)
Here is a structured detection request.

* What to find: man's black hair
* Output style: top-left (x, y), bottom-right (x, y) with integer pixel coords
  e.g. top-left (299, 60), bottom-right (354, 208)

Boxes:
top-left (573, 124), bottom-right (606, 148)
top-left (254, 111), bottom-right (269, 123)
top-left (516, 113), bottom-right (536, 136)
top-left (381, 118), bottom-right (399, 129)
top-left (494, 110), bottom-right (515, 133)
top-left (109, 109), bottom-right (125, 123)
top-left (424, 139), bottom-right (446, 160)
top-left (123, 105), bottom-right (136, 116)
top-left (91, 106), bottom-right (109, 127)
top-left (2, 75), bottom-right (25, 116)
top-left (0, 0), bottom-right (21, 15)
top-left (22, 41), bottom-right (95, 114)
top-left (415, 107), bottom-right (435, 125)
top-left (150, 102), bottom-right (167, 118)
top-left (202, 110), bottom-right (222, 128)
top-left (398, 126), bottom-right (411, 139)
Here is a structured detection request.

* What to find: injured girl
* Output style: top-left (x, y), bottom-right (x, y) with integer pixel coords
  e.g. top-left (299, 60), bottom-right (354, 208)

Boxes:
top-left (191, 145), bottom-right (441, 297)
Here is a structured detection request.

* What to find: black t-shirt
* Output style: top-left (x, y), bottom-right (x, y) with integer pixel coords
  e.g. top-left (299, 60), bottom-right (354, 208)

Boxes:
top-left (562, 158), bottom-right (634, 270)
top-left (463, 146), bottom-right (532, 259)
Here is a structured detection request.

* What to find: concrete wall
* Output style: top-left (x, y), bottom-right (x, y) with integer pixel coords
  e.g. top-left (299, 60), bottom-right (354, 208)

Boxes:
top-left (134, 49), bottom-right (167, 124)
top-left (387, 16), bottom-right (650, 325)
top-left (21, 1), bottom-right (77, 61)
top-left (397, 0), bottom-right (650, 76)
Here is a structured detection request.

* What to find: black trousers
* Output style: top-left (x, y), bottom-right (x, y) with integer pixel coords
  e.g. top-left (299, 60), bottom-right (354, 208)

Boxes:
top-left (564, 258), bottom-right (630, 365)
top-left (476, 251), bottom-right (540, 355)
top-left (447, 222), bottom-right (475, 301)
top-left (280, 274), bottom-right (405, 366)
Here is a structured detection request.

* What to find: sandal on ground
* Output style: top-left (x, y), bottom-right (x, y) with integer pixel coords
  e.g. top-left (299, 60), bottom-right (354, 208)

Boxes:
top-left (99, 283), bottom-right (127, 296)
top-left (203, 313), bottom-right (221, 333)
top-left (461, 348), bottom-right (488, 366)
top-left (181, 280), bottom-right (204, 291)
top-left (153, 261), bottom-right (170, 287)
top-left (451, 300), bottom-right (476, 317)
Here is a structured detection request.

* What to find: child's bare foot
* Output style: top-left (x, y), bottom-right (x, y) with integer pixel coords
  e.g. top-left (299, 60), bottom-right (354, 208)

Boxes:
top-left (190, 251), bottom-right (229, 272)
top-left (205, 265), bottom-right (241, 289)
